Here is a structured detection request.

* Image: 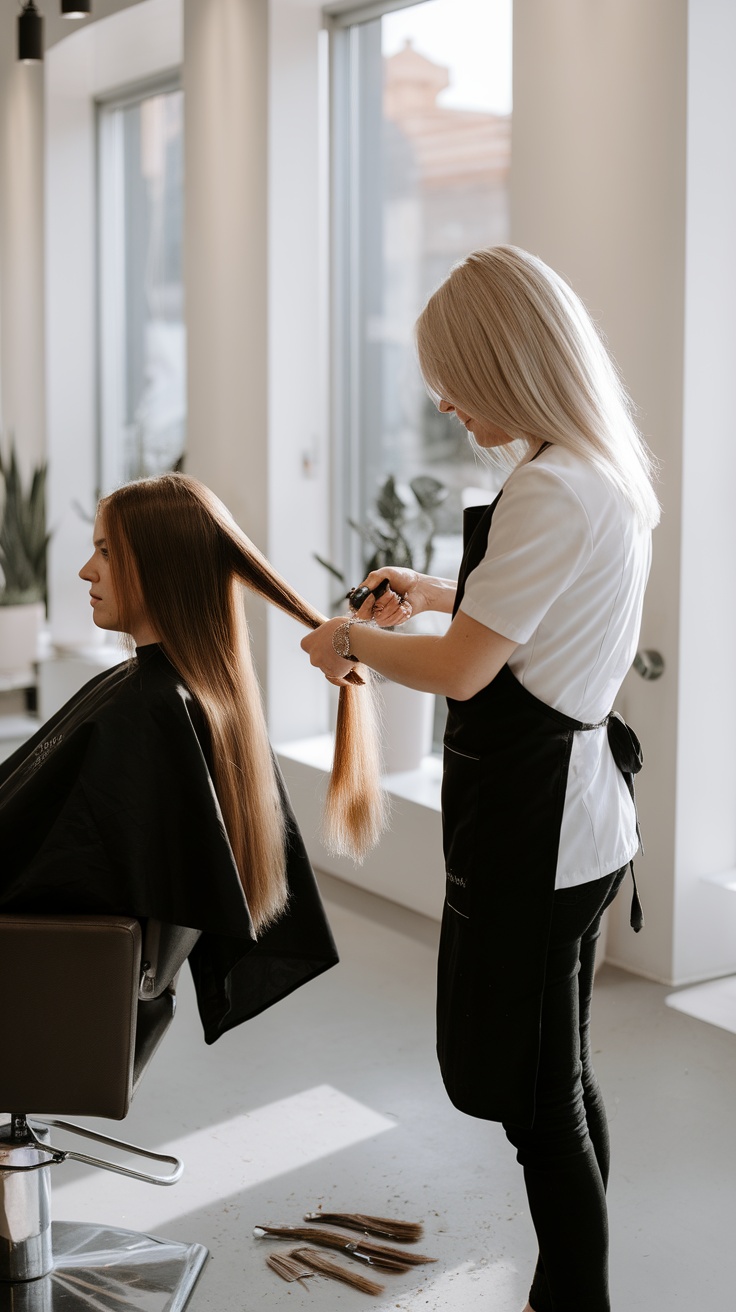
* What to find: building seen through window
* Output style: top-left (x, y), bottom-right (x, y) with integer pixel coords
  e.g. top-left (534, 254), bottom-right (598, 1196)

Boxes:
top-left (337, 0), bottom-right (512, 584)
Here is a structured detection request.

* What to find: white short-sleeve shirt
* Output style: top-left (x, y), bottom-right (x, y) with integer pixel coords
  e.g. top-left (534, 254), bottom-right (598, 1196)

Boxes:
top-left (459, 445), bottom-right (651, 888)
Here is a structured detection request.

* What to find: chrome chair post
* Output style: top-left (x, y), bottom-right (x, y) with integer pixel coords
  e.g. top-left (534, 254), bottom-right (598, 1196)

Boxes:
top-left (0, 1120), bottom-right (53, 1283)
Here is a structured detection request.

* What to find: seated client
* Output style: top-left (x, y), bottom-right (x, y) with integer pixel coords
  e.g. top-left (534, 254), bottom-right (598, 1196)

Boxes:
top-left (0, 473), bottom-right (385, 1041)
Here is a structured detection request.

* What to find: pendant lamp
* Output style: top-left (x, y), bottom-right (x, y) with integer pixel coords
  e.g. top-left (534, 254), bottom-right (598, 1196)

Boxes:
top-left (17, 2), bottom-right (44, 62)
top-left (61, 0), bottom-right (91, 13)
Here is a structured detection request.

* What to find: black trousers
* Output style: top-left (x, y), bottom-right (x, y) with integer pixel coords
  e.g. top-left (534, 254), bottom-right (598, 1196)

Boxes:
top-left (503, 867), bottom-right (627, 1312)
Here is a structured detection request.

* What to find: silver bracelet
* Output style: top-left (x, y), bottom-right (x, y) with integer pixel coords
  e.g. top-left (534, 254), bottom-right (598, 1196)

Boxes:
top-left (332, 617), bottom-right (373, 662)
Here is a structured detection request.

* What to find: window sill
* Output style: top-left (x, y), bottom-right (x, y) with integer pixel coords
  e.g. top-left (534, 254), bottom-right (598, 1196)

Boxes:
top-left (276, 734), bottom-right (442, 810)
top-left (0, 714), bottom-right (40, 764)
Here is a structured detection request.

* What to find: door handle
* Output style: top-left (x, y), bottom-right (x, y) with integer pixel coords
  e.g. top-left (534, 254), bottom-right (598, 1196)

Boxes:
top-left (633, 649), bottom-right (665, 681)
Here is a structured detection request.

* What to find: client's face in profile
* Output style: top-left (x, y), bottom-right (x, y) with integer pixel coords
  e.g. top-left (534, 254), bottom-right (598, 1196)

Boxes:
top-left (79, 513), bottom-right (157, 645)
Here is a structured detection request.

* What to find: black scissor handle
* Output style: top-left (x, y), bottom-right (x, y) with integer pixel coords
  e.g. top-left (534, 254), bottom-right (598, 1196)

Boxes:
top-left (346, 577), bottom-right (391, 611)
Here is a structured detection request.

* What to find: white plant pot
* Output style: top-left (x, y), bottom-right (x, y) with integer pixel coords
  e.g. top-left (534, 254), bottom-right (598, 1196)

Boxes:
top-left (378, 677), bottom-right (435, 774)
top-left (0, 602), bottom-right (44, 681)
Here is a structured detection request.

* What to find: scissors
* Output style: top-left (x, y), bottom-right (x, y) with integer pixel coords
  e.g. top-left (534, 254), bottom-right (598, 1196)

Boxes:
top-left (346, 577), bottom-right (391, 611)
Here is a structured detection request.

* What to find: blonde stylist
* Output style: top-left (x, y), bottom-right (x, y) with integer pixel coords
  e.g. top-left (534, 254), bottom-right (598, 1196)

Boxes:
top-left (302, 246), bottom-right (658, 1312)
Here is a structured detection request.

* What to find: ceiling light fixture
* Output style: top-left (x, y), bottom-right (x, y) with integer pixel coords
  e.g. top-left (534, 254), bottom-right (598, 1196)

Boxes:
top-left (17, 1), bottom-right (44, 62)
top-left (60, 0), bottom-right (91, 15)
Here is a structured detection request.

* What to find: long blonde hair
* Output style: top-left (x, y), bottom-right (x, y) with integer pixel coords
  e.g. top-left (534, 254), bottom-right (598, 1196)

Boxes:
top-left (100, 474), bottom-right (385, 933)
top-left (416, 245), bottom-right (660, 528)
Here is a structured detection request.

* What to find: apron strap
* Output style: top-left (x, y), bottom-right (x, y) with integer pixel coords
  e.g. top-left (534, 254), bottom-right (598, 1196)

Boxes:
top-left (606, 712), bottom-right (645, 933)
top-left (629, 862), bottom-right (645, 933)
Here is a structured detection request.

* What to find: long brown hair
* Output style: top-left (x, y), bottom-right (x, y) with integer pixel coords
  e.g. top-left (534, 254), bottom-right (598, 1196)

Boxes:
top-left (100, 473), bottom-right (385, 933)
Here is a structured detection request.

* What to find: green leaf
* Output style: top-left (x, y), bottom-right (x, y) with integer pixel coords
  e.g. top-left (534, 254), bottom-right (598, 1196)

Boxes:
top-left (0, 436), bottom-right (49, 604)
top-left (313, 553), bottom-right (346, 585)
top-left (410, 474), bottom-right (448, 512)
top-left (347, 518), bottom-right (393, 553)
top-left (375, 475), bottom-right (407, 528)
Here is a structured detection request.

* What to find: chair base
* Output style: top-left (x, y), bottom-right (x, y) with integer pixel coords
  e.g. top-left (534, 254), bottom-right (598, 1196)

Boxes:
top-left (0, 1220), bottom-right (208, 1312)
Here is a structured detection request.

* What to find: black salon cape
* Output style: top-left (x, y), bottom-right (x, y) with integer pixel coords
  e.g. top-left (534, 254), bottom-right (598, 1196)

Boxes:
top-left (0, 645), bottom-right (338, 1043)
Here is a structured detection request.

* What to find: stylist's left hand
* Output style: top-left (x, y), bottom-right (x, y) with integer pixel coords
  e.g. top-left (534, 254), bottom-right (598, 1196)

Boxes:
top-left (301, 617), bottom-right (357, 688)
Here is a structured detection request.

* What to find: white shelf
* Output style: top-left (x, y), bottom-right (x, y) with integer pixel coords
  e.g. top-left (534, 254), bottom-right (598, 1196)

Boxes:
top-left (0, 714), bottom-right (39, 763)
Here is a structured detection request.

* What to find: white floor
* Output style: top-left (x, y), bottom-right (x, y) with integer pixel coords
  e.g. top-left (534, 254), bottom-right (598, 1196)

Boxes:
top-left (43, 873), bottom-right (736, 1311)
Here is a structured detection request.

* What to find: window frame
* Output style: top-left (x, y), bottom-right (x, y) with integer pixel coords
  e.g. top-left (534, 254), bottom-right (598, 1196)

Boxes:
top-left (325, 1), bottom-right (427, 29)
top-left (95, 71), bottom-right (183, 498)
top-left (329, 19), bottom-right (365, 587)
top-left (327, 0), bottom-right (513, 751)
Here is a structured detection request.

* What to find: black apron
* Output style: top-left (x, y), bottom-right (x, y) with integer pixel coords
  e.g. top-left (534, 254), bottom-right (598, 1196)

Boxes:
top-left (437, 483), bottom-right (643, 1129)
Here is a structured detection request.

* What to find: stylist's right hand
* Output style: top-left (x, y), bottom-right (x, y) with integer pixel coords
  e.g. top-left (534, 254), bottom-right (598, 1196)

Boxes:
top-left (355, 568), bottom-right (422, 626)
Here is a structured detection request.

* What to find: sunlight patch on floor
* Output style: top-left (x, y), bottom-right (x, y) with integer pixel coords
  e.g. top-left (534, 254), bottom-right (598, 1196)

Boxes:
top-left (51, 1085), bottom-right (397, 1230)
top-left (666, 975), bottom-right (736, 1035)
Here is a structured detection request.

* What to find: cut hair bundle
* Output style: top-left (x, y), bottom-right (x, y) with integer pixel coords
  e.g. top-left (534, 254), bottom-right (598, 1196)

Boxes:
top-left (265, 1252), bottom-right (314, 1285)
top-left (303, 1210), bottom-right (424, 1243)
top-left (254, 1223), bottom-right (435, 1269)
top-left (291, 1248), bottom-right (384, 1296)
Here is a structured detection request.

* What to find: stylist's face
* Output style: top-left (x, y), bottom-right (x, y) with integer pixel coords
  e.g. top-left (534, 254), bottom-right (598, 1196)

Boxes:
top-left (438, 399), bottom-right (513, 448)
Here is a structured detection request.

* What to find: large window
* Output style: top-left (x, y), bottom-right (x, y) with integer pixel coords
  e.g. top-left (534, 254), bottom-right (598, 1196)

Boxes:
top-left (97, 81), bottom-right (185, 495)
top-left (333, 0), bottom-right (512, 586)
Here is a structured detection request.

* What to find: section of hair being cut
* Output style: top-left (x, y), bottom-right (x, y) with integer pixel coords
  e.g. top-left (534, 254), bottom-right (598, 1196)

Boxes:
top-left (101, 473), bottom-right (387, 933)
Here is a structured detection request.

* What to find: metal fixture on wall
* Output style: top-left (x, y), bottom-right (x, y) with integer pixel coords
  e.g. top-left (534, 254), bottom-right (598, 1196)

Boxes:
top-left (17, 1), bottom-right (43, 62)
top-left (61, 0), bottom-right (92, 14)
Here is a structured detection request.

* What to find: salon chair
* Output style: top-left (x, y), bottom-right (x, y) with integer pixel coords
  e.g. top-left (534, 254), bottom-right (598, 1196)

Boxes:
top-left (0, 913), bottom-right (206, 1312)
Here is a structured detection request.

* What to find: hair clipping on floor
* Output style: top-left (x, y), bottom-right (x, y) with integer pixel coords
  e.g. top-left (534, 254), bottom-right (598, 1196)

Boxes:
top-left (265, 1252), bottom-right (314, 1285)
top-left (254, 1223), bottom-right (435, 1269)
top-left (303, 1210), bottom-right (424, 1242)
top-left (290, 1247), bottom-right (384, 1295)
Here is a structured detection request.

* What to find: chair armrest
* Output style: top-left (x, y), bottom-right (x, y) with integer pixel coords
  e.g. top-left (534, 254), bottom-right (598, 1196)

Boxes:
top-left (139, 921), bottom-right (201, 998)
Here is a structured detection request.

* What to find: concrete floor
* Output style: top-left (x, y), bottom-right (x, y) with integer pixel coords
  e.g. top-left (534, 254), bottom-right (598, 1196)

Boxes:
top-left (46, 872), bottom-right (736, 1311)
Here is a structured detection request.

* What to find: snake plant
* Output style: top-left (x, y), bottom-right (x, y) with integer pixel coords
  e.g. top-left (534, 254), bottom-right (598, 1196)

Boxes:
top-left (0, 440), bottom-right (49, 606)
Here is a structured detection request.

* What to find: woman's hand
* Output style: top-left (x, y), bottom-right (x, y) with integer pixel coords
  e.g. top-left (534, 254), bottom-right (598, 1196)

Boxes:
top-left (300, 616), bottom-right (360, 688)
top-left (353, 568), bottom-right (426, 626)
top-left (301, 608), bottom-right (518, 699)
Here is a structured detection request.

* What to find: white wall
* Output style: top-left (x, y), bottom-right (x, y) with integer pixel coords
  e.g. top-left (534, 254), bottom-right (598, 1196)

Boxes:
top-left (182, 0), bottom-right (270, 681)
top-left (674, 0), bottom-right (736, 981)
top-left (0, 3), bottom-right (45, 473)
top-left (511, 0), bottom-right (687, 983)
top-left (267, 0), bottom-right (331, 740)
top-left (513, 0), bottom-right (736, 985)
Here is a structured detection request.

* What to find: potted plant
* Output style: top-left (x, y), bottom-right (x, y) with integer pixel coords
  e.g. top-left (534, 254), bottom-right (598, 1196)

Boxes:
top-left (315, 472), bottom-right (447, 596)
top-left (316, 473), bottom-right (447, 773)
top-left (0, 440), bottom-right (49, 683)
